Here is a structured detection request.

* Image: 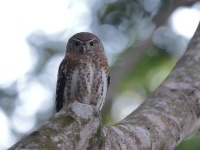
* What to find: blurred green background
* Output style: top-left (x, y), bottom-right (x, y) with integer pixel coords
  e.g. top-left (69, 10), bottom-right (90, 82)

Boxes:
top-left (0, 0), bottom-right (200, 149)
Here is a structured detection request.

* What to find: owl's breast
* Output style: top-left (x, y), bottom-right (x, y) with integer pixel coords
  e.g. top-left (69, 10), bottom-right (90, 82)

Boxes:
top-left (65, 53), bottom-right (107, 105)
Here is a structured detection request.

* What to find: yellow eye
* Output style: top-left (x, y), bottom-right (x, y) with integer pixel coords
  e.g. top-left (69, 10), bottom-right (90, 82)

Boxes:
top-left (89, 41), bottom-right (96, 47)
top-left (73, 41), bottom-right (80, 47)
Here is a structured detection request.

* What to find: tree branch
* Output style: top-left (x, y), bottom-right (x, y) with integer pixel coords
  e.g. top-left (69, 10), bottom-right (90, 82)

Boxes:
top-left (9, 102), bottom-right (103, 150)
top-left (104, 22), bottom-right (200, 149)
top-left (9, 21), bottom-right (200, 150)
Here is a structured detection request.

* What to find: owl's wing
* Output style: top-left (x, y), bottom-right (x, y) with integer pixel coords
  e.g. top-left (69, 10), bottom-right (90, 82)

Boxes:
top-left (56, 59), bottom-right (67, 112)
top-left (107, 75), bottom-right (110, 89)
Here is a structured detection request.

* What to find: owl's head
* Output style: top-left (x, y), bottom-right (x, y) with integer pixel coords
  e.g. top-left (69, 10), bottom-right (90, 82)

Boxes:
top-left (66, 32), bottom-right (104, 54)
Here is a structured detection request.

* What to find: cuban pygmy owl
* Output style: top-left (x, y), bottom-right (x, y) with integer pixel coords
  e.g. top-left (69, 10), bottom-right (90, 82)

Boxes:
top-left (56, 32), bottom-right (110, 112)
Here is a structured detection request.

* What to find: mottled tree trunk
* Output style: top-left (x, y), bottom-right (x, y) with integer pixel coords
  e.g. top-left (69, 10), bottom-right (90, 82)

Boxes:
top-left (9, 22), bottom-right (200, 150)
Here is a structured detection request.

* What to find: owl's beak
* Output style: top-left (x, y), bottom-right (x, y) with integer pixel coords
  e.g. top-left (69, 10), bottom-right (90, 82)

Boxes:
top-left (81, 46), bottom-right (87, 54)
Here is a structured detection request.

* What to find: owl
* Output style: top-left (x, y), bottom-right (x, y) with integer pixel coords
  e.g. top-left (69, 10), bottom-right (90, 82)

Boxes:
top-left (56, 32), bottom-right (110, 112)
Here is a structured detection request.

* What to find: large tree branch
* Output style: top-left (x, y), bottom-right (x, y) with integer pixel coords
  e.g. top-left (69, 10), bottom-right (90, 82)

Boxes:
top-left (104, 21), bottom-right (200, 149)
top-left (9, 21), bottom-right (200, 150)
top-left (9, 102), bottom-right (103, 150)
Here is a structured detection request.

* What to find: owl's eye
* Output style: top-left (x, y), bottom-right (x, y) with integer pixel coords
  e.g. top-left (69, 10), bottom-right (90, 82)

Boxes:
top-left (73, 41), bottom-right (80, 47)
top-left (89, 41), bottom-right (96, 47)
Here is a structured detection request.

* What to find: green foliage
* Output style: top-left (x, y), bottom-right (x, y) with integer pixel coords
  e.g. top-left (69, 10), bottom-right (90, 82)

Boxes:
top-left (118, 47), bottom-right (176, 96)
top-left (176, 132), bottom-right (200, 150)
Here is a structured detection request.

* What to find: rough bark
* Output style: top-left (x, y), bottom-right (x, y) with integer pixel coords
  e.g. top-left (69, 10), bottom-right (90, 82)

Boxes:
top-left (9, 22), bottom-right (200, 150)
top-left (9, 102), bottom-right (104, 150)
